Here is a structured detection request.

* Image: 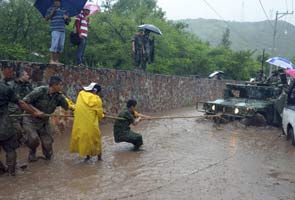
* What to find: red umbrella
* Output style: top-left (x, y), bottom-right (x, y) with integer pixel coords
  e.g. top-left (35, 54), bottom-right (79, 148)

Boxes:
top-left (83, 2), bottom-right (100, 17)
top-left (285, 69), bottom-right (295, 78)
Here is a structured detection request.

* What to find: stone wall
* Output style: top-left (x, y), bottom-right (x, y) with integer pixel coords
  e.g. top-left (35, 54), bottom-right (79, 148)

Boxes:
top-left (0, 60), bottom-right (238, 113)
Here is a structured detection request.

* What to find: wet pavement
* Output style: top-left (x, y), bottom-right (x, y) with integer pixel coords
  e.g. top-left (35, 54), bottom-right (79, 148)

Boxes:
top-left (0, 107), bottom-right (295, 200)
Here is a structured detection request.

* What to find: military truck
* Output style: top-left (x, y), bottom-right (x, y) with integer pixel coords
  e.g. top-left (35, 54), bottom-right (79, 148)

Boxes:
top-left (203, 83), bottom-right (286, 125)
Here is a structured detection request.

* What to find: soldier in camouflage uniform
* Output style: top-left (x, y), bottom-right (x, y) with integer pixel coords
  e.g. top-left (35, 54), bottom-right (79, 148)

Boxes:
top-left (8, 69), bottom-right (33, 145)
top-left (0, 65), bottom-right (42, 175)
top-left (113, 99), bottom-right (150, 150)
top-left (142, 29), bottom-right (152, 71)
top-left (265, 69), bottom-right (286, 85)
top-left (23, 76), bottom-right (69, 162)
top-left (132, 28), bottom-right (144, 70)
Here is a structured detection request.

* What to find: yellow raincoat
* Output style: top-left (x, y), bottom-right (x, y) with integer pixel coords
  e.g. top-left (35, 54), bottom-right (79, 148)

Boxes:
top-left (64, 97), bottom-right (75, 111)
top-left (70, 90), bottom-right (104, 157)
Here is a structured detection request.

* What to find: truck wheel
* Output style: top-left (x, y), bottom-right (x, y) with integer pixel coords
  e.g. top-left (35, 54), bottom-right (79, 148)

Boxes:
top-left (291, 129), bottom-right (295, 146)
top-left (260, 112), bottom-right (273, 125)
top-left (287, 127), bottom-right (292, 141)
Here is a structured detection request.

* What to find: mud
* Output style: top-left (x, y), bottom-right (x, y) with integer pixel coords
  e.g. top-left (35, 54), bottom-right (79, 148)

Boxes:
top-left (0, 107), bottom-right (294, 200)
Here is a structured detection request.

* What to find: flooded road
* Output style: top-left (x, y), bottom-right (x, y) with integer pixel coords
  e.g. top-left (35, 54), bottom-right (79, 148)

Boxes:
top-left (0, 107), bottom-right (295, 200)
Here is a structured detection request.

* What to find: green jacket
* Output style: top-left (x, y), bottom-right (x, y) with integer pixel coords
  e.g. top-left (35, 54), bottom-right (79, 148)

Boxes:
top-left (113, 108), bottom-right (135, 139)
top-left (8, 80), bottom-right (33, 114)
top-left (23, 86), bottom-right (68, 114)
top-left (0, 81), bottom-right (19, 140)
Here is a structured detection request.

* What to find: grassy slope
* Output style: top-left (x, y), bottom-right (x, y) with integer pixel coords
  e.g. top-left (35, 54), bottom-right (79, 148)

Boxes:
top-left (181, 18), bottom-right (295, 58)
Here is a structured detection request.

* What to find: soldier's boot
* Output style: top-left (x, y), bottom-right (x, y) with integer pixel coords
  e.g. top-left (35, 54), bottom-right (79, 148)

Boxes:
top-left (7, 165), bottom-right (16, 176)
top-left (84, 155), bottom-right (91, 162)
top-left (133, 141), bottom-right (143, 151)
top-left (28, 149), bottom-right (38, 162)
top-left (97, 154), bottom-right (102, 161)
top-left (0, 161), bottom-right (7, 175)
top-left (45, 154), bottom-right (52, 161)
top-left (42, 147), bottom-right (53, 161)
top-left (6, 151), bottom-right (16, 176)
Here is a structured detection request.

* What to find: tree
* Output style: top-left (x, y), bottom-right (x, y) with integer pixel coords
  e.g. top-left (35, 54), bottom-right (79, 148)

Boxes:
top-left (0, 0), bottom-right (260, 80)
top-left (220, 28), bottom-right (231, 49)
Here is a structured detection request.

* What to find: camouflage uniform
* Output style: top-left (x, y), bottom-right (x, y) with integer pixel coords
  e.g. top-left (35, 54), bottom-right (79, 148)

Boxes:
top-left (0, 81), bottom-right (20, 175)
top-left (7, 80), bottom-right (33, 145)
top-left (142, 33), bottom-right (151, 71)
top-left (132, 34), bottom-right (144, 69)
top-left (113, 108), bottom-right (143, 149)
top-left (23, 86), bottom-right (68, 160)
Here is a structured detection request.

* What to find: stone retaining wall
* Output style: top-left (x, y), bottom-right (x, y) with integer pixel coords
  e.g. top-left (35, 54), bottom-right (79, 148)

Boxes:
top-left (0, 60), bottom-right (239, 113)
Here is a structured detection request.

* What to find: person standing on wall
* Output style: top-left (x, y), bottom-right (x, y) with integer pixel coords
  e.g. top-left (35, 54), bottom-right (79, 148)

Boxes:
top-left (131, 28), bottom-right (145, 70)
top-left (45, 0), bottom-right (70, 65)
top-left (75, 7), bottom-right (90, 67)
top-left (142, 29), bottom-right (152, 71)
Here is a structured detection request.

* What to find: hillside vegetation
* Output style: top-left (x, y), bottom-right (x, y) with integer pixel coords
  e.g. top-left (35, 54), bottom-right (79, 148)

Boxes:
top-left (0, 0), bottom-right (263, 80)
top-left (182, 18), bottom-right (295, 59)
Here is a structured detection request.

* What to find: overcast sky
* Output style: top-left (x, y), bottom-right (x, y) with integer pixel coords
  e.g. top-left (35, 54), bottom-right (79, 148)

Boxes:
top-left (156, 0), bottom-right (295, 24)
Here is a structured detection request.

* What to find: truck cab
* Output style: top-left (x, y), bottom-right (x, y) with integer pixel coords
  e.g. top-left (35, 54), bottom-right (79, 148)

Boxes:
top-left (282, 80), bottom-right (295, 146)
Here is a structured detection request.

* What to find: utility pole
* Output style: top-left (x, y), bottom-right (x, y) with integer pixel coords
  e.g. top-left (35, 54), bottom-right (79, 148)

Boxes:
top-left (241, 1), bottom-right (245, 22)
top-left (269, 10), bottom-right (294, 75)
top-left (261, 48), bottom-right (265, 73)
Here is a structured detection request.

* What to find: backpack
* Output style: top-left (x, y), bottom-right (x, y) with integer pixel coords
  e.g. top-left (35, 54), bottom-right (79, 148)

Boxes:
top-left (70, 31), bottom-right (80, 45)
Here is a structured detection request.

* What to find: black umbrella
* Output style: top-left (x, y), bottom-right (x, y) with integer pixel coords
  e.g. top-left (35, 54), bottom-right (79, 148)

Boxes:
top-left (34, 0), bottom-right (87, 17)
top-left (138, 24), bottom-right (163, 35)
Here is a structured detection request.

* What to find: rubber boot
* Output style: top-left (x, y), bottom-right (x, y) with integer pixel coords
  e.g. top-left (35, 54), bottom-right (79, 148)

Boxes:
top-left (28, 149), bottom-right (38, 162)
top-left (7, 165), bottom-right (16, 176)
top-left (0, 161), bottom-right (7, 175)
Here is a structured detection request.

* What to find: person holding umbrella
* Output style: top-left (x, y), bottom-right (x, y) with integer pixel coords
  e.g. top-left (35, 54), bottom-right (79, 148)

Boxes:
top-left (131, 28), bottom-right (153, 71)
top-left (132, 24), bottom-right (162, 71)
top-left (131, 28), bottom-right (145, 71)
top-left (45, 0), bottom-right (70, 65)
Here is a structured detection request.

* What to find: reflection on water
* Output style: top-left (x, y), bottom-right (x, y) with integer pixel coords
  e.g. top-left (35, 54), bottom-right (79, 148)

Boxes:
top-left (229, 132), bottom-right (238, 156)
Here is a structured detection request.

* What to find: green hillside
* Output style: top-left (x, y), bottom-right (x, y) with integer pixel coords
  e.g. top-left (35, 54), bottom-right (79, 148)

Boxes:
top-left (181, 18), bottom-right (295, 59)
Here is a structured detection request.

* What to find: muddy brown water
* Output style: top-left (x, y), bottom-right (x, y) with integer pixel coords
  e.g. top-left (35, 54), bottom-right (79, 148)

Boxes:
top-left (0, 107), bottom-right (294, 200)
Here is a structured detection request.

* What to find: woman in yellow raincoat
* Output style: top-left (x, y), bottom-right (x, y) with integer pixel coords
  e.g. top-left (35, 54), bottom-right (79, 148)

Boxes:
top-left (70, 83), bottom-right (104, 161)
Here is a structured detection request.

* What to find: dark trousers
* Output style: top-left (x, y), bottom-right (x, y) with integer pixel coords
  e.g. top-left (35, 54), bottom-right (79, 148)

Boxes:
top-left (133, 51), bottom-right (147, 71)
top-left (0, 135), bottom-right (18, 174)
top-left (23, 119), bottom-right (53, 159)
top-left (115, 130), bottom-right (143, 148)
top-left (76, 37), bottom-right (87, 65)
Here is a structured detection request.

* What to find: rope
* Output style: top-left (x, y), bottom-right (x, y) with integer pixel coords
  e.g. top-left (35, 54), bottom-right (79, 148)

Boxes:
top-left (9, 113), bottom-right (222, 121)
top-left (143, 113), bottom-right (222, 120)
top-left (9, 114), bottom-right (125, 120)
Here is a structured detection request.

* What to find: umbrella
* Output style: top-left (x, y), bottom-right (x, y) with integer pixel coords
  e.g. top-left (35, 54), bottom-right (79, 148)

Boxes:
top-left (34, 0), bottom-right (87, 17)
top-left (208, 70), bottom-right (224, 78)
top-left (83, 2), bottom-right (100, 17)
top-left (285, 69), bottom-right (295, 78)
top-left (266, 57), bottom-right (294, 69)
top-left (138, 24), bottom-right (162, 35)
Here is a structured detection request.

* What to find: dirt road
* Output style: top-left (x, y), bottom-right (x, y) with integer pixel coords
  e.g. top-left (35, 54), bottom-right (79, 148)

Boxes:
top-left (0, 107), bottom-right (294, 200)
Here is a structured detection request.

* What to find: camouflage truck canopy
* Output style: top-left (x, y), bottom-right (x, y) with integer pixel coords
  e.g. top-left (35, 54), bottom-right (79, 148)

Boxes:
top-left (203, 83), bottom-right (286, 125)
